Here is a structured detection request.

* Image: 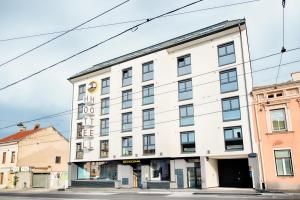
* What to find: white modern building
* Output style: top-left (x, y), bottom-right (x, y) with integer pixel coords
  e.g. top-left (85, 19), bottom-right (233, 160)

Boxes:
top-left (68, 19), bottom-right (260, 189)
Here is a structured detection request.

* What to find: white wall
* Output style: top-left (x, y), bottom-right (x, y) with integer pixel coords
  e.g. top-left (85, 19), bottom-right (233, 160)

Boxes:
top-left (69, 26), bottom-right (254, 164)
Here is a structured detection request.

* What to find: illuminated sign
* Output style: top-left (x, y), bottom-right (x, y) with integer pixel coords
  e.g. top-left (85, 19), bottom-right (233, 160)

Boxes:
top-left (123, 160), bottom-right (141, 164)
top-left (87, 81), bottom-right (97, 93)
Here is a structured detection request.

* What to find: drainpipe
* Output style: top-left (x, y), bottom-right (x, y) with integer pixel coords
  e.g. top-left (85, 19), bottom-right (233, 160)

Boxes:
top-left (238, 23), bottom-right (254, 153)
top-left (68, 82), bottom-right (74, 188)
top-left (253, 102), bottom-right (266, 190)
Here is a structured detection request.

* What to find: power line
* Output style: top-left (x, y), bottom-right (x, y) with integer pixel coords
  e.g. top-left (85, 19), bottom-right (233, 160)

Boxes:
top-left (1, 54), bottom-right (300, 131)
top-left (0, 0), bottom-right (259, 43)
top-left (0, 0), bottom-right (130, 69)
top-left (0, 0), bottom-right (204, 92)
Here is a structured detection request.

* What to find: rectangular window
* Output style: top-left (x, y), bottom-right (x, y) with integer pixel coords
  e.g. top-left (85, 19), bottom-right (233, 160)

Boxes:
top-left (218, 42), bottom-right (236, 66)
top-left (78, 84), bottom-right (86, 101)
top-left (150, 160), bottom-right (170, 181)
top-left (220, 68), bottom-right (238, 93)
top-left (101, 98), bottom-right (109, 115)
top-left (0, 173), bottom-right (3, 185)
top-left (122, 89), bottom-right (132, 109)
top-left (122, 68), bottom-right (132, 86)
top-left (143, 84), bottom-right (154, 105)
top-left (178, 79), bottom-right (193, 100)
top-left (77, 122), bottom-right (83, 139)
top-left (76, 143), bottom-right (83, 159)
top-left (222, 97), bottom-right (241, 121)
top-left (275, 150), bottom-right (293, 176)
top-left (143, 134), bottom-right (155, 155)
top-left (78, 103), bottom-right (84, 119)
top-left (143, 61), bottom-right (154, 81)
top-left (101, 78), bottom-right (110, 95)
top-left (122, 112), bottom-right (132, 132)
top-left (55, 156), bottom-right (61, 164)
top-left (178, 54), bottom-right (191, 76)
top-left (180, 131), bottom-right (195, 153)
top-left (179, 104), bottom-right (194, 126)
top-left (11, 151), bottom-right (15, 163)
top-left (2, 152), bottom-right (6, 164)
top-left (143, 109), bottom-right (155, 129)
top-left (100, 140), bottom-right (109, 158)
top-left (224, 127), bottom-right (243, 150)
top-left (270, 108), bottom-right (287, 131)
top-left (122, 137), bottom-right (132, 156)
top-left (100, 118), bottom-right (109, 136)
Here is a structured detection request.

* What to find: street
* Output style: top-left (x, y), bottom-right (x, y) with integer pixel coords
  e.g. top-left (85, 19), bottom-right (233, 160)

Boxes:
top-left (0, 190), bottom-right (299, 200)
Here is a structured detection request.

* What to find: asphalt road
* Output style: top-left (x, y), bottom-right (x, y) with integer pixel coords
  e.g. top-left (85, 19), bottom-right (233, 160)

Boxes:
top-left (0, 191), bottom-right (299, 200)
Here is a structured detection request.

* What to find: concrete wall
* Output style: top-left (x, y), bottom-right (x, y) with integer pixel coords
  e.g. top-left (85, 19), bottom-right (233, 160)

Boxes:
top-left (117, 164), bottom-right (133, 188)
top-left (15, 172), bottom-right (32, 189)
top-left (201, 157), bottom-right (219, 188)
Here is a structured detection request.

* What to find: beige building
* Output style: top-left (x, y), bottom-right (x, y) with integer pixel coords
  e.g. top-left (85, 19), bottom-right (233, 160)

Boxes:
top-left (0, 124), bottom-right (69, 189)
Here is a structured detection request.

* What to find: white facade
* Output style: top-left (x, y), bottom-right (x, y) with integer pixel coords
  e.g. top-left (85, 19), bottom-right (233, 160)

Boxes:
top-left (69, 19), bottom-right (259, 189)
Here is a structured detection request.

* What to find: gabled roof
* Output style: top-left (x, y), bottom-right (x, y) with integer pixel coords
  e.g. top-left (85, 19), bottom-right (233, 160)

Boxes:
top-left (0, 128), bottom-right (44, 143)
top-left (68, 19), bottom-right (245, 80)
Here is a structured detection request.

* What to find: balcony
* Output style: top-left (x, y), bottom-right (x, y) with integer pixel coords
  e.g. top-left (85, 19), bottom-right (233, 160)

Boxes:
top-left (76, 150), bottom-right (84, 159)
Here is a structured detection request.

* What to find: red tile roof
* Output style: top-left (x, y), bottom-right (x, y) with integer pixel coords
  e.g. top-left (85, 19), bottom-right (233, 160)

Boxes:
top-left (0, 128), bottom-right (43, 143)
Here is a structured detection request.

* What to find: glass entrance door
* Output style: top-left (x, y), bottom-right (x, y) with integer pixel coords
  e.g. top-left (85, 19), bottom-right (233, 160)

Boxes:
top-left (187, 167), bottom-right (201, 188)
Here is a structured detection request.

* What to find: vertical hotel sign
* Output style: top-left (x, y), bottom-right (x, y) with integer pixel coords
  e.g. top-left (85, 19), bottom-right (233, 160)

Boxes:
top-left (82, 81), bottom-right (97, 150)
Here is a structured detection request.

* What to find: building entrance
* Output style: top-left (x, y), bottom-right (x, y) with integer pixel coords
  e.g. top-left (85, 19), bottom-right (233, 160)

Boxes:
top-left (132, 164), bottom-right (141, 188)
top-left (218, 159), bottom-right (252, 188)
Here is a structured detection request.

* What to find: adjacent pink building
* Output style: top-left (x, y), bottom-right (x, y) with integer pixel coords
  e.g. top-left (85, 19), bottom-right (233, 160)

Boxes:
top-left (252, 72), bottom-right (300, 191)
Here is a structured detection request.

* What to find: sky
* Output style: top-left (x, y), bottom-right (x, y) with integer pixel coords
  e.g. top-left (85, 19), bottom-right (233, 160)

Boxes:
top-left (0, 0), bottom-right (300, 138)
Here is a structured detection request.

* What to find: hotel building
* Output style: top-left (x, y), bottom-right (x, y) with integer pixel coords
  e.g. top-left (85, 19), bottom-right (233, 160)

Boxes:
top-left (68, 19), bottom-right (260, 189)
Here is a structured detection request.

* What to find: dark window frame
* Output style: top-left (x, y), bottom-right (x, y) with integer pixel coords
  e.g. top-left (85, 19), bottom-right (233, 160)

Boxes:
top-left (122, 112), bottom-right (132, 132)
top-left (178, 78), bottom-right (193, 101)
top-left (77, 122), bottom-right (83, 139)
top-left (179, 104), bottom-right (194, 127)
top-left (218, 41), bottom-right (236, 66)
top-left (219, 68), bottom-right (238, 93)
top-left (143, 84), bottom-right (154, 105)
top-left (101, 77), bottom-right (110, 95)
top-left (122, 89), bottom-right (132, 109)
top-left (143, 134), bottom-right (155, 155)
top-left (78, 84), bottom-right (86, 101)
top-left (101, 98), bottom-right (110, 115)
top-left (100, 118), bottom-right (109, 136)
top-left (143, 108), bottom-right (155, 129)
top-left (100, 140), bottom-right (109, 158)
top-left (221, 96), bottom-right (241, 122)
top-left (177, 54), bottom-right (192, 76)
top-left (180, 131), bottom-right (196, 153)
top-left (78, 103), bottom-right (85, 119)
top-left (122, 137), bottom-right (132, 156)
top-left (55, 156), bottom-right (61, 164)
top-left (142, 61), bottom-right (154, 82)
top-left (223, 126), bottom-right (244, 151)
top-left (122, 67), bottom-right (132, 87)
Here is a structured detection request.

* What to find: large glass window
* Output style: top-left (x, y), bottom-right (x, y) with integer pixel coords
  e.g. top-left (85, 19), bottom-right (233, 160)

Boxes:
top-left (101, 78), bottom-right (110, 95)
top-left (222, 97), bottom-right (241, 121)
top-left (178, 79), bottom-right (193, 100)
top-left (143, 134), bottom-right (155, 155)
top-left (100, 118), bottom-right (109, 136)
top-left (275, 150), bottom-right (293, 176)
top-left (143, 61), bottom-right (154, 81)
top-left (143, 85), bottom-right (154, 105)
top-left (122, 89), bottom-right (132, 109)
top-left (270, 108), bottom-right (287, 131)
top-left (76, 143), bottom-right (83, 159)
top-left (77, 162), bottom-right (117, 180)
top-left (100, 140), bottom-right (109, 158)
top-left (218, 42), bottom-right (236, 66)
top-left (178, 54), bottom-right (191, 76)
top-left (101, 98), bottom-right (109, 115)
top-left (122, 68), bottom-right (132, 86)
top-left (143, 109), bottom-right (155, 129)
top-left (179, 104), bottom-right (194, 126)
top-left (78, 103), bottom-right (85, 119)
top-left (224, 127), bottom-right (243, 150)
top-left (78, 84), bottom-right (86, 101)
top-left (220, 68), bottom-right (238, 93)
top-left (77, 122), bottom-right (83, 139)
top-left (180, 131), bottom-right (195, 153)
top-left (122, 112), bottom-right (132, 132)
top-left (122, 137), bottom-right (132, 156)
top-left (150, 160), bottom-right (170, 181)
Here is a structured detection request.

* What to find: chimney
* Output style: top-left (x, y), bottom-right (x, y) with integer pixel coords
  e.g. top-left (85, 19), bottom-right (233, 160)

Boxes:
top-left (291, 72), bottom-right (300, 81)
top-left (33, 123), bottom-right (40, 130)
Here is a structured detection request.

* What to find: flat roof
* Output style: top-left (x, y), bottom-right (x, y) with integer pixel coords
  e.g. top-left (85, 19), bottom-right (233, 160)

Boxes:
top-left (68, 19), bottom-right (245, 80)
